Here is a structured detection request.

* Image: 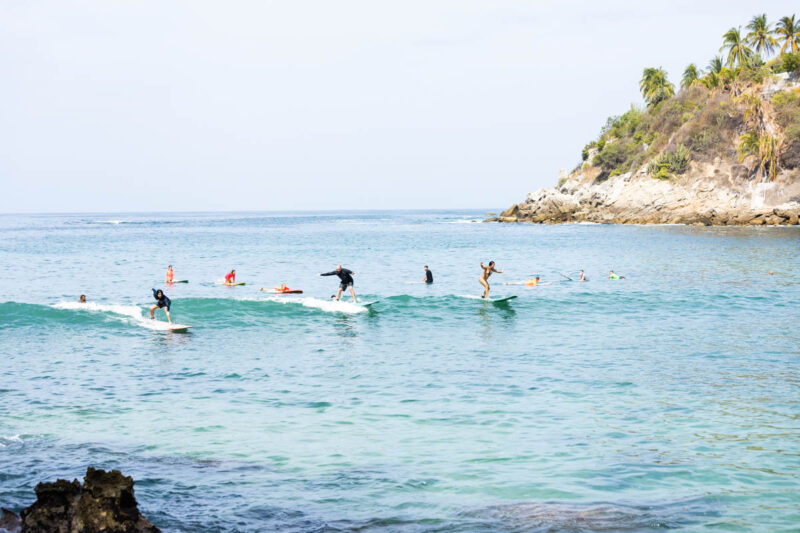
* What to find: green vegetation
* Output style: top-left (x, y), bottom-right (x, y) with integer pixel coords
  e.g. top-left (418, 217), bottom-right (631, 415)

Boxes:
top-left (776, 15), bottom-right (799, 53)
top-left (581, 12), bottom-right (800, 183)
top-left (647, 145), bottom-right (689, 180)
top-left (681, 64), bottom-right (700, 89)
top-left (640, 67), bottom-right (675, 107)
top-left (721, 27), bottom-right (753, 67)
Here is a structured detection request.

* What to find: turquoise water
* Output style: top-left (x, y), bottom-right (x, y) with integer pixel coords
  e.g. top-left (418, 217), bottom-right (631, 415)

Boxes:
top-left (1, 211), bottom-right (799, 532)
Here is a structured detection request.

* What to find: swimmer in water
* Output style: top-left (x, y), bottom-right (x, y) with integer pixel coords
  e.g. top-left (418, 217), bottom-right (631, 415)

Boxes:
top-left (479, 261), bottom-right (503, 298)
top-left (78, 294), bottom-right (86, 303)
top-left (150, 288), bottom-right (172, 323)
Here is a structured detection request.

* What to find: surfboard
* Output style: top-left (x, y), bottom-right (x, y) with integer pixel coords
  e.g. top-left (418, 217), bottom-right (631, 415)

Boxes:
top-left (359, 300), bottom-right (378, 307)
top-left (167, 280), bottom-right (189, 284)
top-left (166, 324), bottom-right (193, 332)
top-left (216, 282), bottom-right (246, 286)
top-left (260, 288), bottom-right (303, 294)
top-left (489, 295), bottom-right (517, 303)
top-left (459, 295), bottom-right (517, 303)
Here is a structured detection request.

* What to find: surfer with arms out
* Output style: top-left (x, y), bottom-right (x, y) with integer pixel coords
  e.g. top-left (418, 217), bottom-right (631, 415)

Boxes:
top-left (225, 269), bottom-right (236, 285)
top-left (150, 289), bottom-right (172, 324)
top-left (479, 261), bottom-right (503, 298)
top-left (319, 265), bottom-right (357, 303)
top-left (166, 265), bottom-right (174, 283)
top-left (423, 266), bottom-right (433, 284)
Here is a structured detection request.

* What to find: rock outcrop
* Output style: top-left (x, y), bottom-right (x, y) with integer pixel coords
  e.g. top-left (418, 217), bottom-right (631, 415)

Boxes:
top-left (2, 468), bottom-right (159, 533)
top-left (490, 161), bottom-right (800, 226)
top-left (491, 72), bottom-right (800, 226)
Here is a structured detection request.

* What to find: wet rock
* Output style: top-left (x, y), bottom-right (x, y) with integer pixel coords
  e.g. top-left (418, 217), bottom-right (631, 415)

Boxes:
top-left (1, 508), bottom-right (22, 533)
top-left (18, 467), bottom-right (159, 533)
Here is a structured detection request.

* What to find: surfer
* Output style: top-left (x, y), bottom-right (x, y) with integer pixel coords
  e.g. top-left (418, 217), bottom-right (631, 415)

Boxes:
top-left (78, 294), bottom-right (86, 303)
top-left (479, 261), bottom-right (503, 298)
top-left (525, 276), bottom-right (540, 286)
top-left (319, 265), bottom-right (357, 302)
top-left (166, 265), bottom-right (174, 283)
top-left (579, 270), bottom-right (587, 282)
top-left (423, 266), bottom-right (433, 284)
top-left (150, 289), bottom-right (172, 324)
top-left (225, 269), bottom-right (236, 285)
top-left (608, 270), bottom-right (624, 280)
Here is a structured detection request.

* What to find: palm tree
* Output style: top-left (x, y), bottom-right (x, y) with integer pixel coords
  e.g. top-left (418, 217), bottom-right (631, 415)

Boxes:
top-left (721, 27), bottom-right (754, 68)
top-left (681, 64), bottom-right (700, 88)
top-left (707, 56), bottom-right (724, 74)
top-left (746, 14), bottom-right (776, 57)
top-left (640, 67), bottom-right (675, 107)
top-left (775, 15), bottom-right (799, 53)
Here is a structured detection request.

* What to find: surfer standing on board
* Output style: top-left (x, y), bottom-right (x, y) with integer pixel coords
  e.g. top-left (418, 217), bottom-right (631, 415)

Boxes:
top-left (479, 261), bottom-right (503, 298)
top-left (225, 269), bottom-right (236, 285)
top-left (150, 289), bottom-right (172, 324)
top-left (319, 265), bottom-right (357, 303)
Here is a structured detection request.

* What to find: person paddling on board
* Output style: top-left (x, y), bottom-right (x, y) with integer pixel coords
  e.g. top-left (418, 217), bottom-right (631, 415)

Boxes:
top-left (423, 266), bottom-right (433, 284)
top-left (166, 265), bottom-right (174, 283)
top-left (150, 289), bottom-right (172, 324)
top-left (319, 265), bottom-right (357, 302)
top-left (225, 269), bottom-right (236, 285)
top-left (479, 261), bottom-right (503, 298)
top-left (579, 270), bottom-right (587, 282)
top-left (608, 270), bottom-right (624, 280)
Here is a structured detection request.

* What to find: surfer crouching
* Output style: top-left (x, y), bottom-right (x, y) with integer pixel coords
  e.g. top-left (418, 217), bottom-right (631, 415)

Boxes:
top-left (150, 289), bottom-right (172, 323)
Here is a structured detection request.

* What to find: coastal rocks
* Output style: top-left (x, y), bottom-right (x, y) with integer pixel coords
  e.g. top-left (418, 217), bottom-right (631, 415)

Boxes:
top-left (493, 162), bottom-right (800, 226)
top-left (5, 467), bottom-right (159, 533)
top-left (1, 508), bottom-right (21, 533)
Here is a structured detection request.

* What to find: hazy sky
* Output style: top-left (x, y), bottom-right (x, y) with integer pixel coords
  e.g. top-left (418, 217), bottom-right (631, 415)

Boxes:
top-left (1, 1), bottom-right (794, 213)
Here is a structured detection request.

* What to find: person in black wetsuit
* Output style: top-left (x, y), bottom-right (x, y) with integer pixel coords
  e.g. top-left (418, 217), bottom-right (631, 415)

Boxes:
top-left (318, 265), bottom-right (357, 302)
top-left (150, 288), bottom-right (172, 323)
top-left (422, 266), bottom-right (433, 284)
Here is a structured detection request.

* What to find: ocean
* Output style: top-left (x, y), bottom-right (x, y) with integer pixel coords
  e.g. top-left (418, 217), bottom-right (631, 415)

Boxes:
top-left (1, 210), bottom-right (798, 532)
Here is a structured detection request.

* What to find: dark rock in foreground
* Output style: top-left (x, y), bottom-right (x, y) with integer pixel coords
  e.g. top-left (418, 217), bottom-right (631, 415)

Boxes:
top-left (2, 467), bottom-right (159, 533)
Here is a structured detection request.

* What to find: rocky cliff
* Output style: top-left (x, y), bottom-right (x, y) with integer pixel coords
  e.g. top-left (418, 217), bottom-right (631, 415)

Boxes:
top-left (491, 73), bottom-right (800, 226)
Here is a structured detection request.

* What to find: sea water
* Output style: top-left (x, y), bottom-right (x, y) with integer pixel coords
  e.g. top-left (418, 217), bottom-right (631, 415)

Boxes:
top-left (0, 211), bottom-right (798, 532)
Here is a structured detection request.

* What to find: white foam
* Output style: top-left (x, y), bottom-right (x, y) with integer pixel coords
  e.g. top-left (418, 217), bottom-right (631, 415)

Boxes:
top-left (52, 301), bottom-right (190, 331)
top-left (53, 301), bottom-right (143, 319)
top-left (264, 296), bottom-right (368, 314)
top-left (0, 434), bottom-right (22, 447)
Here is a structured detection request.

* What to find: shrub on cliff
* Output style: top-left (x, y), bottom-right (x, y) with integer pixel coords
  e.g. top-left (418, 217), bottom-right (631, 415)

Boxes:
top-left (593, 139), bottom-right (638, 181)
top-left (647, 145), bottom-right (690, 180)
top-left (772, 89), bottom-right (800, 168)
top-left (778, 52), bottom-right (800, 74)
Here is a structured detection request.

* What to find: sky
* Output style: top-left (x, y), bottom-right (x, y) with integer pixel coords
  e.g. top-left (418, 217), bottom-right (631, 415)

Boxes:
top-left (0, 1), bottom-right (795, 213)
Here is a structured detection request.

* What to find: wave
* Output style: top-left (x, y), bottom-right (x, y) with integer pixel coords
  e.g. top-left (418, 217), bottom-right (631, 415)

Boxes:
top-left (261, 296), bottom-right (369, 314)
top-left (51, 301), bottom-right (191, 331)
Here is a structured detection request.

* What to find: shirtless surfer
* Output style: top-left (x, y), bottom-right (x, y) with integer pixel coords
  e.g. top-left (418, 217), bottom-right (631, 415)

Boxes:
top-left (479, 261), bottom-right (503, 298)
